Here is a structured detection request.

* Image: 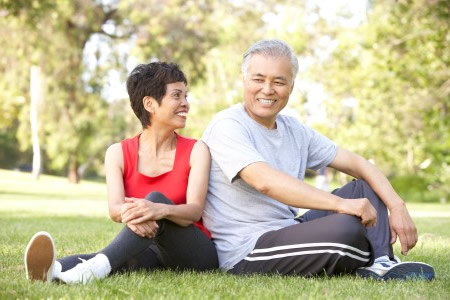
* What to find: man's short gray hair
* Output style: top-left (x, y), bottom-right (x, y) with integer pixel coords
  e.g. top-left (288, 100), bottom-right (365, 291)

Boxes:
top-left (242, 39), bottom-right (299, 81)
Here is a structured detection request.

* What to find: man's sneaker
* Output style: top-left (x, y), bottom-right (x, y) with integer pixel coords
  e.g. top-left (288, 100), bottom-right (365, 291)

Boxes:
top-left (24, 231), bottom-right (56, 281)
top-left (356, 255), bottom-right (435, 280)
top-left (57, 253), bottom-right (111, 284)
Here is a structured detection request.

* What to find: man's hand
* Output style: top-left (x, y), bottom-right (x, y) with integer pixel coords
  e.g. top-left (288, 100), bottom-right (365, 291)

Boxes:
top-left (337, 198), bottom-right (377, 227)
top-left (389, 203), bottom-right (417, 256)
top-left (127, 220), bottom-right (159, 238)
top-left (121, 197), bottom-right (166, 224)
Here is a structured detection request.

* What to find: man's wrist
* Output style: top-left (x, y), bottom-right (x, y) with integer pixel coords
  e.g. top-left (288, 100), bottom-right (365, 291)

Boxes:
top-left (387, 199), bottom-right (406, 212)
top-left (334, 197), bottom-right (348, 214)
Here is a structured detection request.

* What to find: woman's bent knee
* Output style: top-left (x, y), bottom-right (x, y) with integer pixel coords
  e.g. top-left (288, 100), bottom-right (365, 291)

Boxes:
top-left (145, 191), bottom-right (174, 205)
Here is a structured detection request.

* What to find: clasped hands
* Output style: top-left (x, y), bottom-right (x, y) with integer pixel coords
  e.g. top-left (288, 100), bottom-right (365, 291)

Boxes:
top-left (120, 197), bottom-right (162, 239)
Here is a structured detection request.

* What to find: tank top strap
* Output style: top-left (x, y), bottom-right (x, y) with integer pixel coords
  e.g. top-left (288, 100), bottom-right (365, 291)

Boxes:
top-left (121, 133), bottom-right (140, 179)
top-left (172, 133), bottom-right (197, 171)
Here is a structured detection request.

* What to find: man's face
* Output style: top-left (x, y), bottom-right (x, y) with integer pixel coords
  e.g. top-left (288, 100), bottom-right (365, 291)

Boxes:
top-left (243, 54), bottom-right (294, 129)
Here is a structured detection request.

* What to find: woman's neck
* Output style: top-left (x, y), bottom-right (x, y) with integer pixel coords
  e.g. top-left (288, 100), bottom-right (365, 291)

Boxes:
top-left (139, 127), bottom-right (177, 158)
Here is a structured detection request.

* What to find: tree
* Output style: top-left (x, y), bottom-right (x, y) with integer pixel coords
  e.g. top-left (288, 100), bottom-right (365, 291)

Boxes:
top-left (0, 0), bottom-right (127, 182)
top-left (307, 0), bottom-right (449, 198)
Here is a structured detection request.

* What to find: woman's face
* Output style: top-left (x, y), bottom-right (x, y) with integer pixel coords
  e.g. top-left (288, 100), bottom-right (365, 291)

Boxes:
top-left (151, 82), bottom-right (189, 130)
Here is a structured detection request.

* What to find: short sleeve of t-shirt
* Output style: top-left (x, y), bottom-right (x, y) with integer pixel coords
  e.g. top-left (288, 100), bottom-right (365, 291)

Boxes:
top-left (304, 125), bottom-right (337, 170)
top-left (202, 118), bottom-right (265, 183)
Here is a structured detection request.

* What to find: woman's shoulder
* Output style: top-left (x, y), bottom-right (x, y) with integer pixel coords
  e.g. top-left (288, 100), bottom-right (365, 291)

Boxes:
top-left (121, 133), bottom-right (140, 146)
top-left (105, 142), bottom-right (124, 168)
top-left (176, 133), bottom-right (197, 147)
top-left (106, 142), bottom-right (123, 156)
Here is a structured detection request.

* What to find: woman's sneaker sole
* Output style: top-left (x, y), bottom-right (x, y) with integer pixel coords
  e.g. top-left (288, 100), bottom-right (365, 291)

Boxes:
top-left (356, 262), bottom-right (435, 281)
top-left (24, 231), bottom-right (56, 281)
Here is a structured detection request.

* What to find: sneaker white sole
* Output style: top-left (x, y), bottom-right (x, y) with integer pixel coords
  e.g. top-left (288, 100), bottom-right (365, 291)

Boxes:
top-left (357, 262), bottom-right (435, 281)
top-left (24, 231), bottom-right (56, 281)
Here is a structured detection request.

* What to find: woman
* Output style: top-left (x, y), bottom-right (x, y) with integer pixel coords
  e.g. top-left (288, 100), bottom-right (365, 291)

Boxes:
top-left (24, 62), bottom-right (218, 284)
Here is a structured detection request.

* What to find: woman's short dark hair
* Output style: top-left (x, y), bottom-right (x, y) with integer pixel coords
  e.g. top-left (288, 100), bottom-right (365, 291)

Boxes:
top-left (126, 62), bottom-right (187, 128)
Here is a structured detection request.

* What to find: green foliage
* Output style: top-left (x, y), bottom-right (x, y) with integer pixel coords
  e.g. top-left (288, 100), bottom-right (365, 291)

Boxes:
top-left (0, 0), bottom-right (127, 181)
top-left (306, 0), bottom-right (450, 200)
top-left (121, 0), bottom-right (220, 86)
top-left (0, 0), bottom-right (447, 192)
top-left (390, 175), bottom-right (441, 203)
top-left (0, 128), bottom-right (24, 169)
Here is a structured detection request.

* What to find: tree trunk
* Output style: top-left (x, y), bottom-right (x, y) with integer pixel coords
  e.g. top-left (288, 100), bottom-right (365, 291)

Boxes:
top-left (68, 155), bottom-right (80, 184)
top-left (30, 66), bottom-right (43, 180)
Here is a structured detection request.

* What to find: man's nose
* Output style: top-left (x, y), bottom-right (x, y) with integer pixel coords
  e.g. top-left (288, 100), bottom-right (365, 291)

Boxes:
top-left (262, 82), bottom-right (274, 94)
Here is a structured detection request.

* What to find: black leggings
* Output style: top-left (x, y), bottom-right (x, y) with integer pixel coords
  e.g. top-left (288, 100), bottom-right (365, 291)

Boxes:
top-left (57, 192), bottom-right (218, 273)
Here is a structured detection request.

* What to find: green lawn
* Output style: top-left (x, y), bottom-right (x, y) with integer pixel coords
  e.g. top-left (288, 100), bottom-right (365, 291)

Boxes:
top-left (0, 169), bottom-right (449, 299)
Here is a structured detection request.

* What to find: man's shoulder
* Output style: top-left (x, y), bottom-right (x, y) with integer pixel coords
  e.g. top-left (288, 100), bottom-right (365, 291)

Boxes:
top-left (205, 104), bottom-right (247, 132)
top-left (211, 104), bottom-right (244, 122)
top-left (277, 113), bottom-right (310, 133)
top-left (202, 104), bottom-right (247, 142)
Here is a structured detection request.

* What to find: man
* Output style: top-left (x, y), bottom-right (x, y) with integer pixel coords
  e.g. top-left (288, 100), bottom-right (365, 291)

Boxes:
top-left (201, 39), bottom-right (434, 280)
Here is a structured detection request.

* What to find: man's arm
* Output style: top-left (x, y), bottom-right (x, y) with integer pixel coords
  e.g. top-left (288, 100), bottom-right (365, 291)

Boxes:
top-left (328, 147), bottom-right (417, 255)
top-left (239, 162), bottom-right (377, 227)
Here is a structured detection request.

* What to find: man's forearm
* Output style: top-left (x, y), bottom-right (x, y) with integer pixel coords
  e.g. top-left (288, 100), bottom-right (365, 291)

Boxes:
top-left (240, 161), bottom-right (377, 226)
top-left (241, 162), bottom-right (344, 211)
top-left (353, 156), bottom-right (406, 211)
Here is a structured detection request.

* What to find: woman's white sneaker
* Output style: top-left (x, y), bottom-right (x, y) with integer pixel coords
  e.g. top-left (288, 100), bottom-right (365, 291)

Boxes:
top-left (24, 231), bottom-right (56, 281)
top-left (57, 254), bottom-right (111, 284)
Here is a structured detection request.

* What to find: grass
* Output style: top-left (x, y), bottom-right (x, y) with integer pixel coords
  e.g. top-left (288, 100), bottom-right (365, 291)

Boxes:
top-left (0, 169), bottom-right (449, 299)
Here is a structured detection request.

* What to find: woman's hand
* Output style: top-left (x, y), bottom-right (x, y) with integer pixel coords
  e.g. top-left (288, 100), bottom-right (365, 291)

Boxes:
top-left (127, 220), bottom-right (159, 238)
top-left (121, 197), bottom-right (167, 224)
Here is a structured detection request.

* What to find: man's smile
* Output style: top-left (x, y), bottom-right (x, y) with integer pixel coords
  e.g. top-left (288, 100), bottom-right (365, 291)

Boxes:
top-left (257, 98), bottom-right (276, 104)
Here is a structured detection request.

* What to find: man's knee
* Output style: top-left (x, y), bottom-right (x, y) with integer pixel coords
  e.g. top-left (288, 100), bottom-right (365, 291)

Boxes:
top-left (356, 179), bottom-right (372, 189)
top-left (333, 214), bottom-right (374, 266)
top-left (356, 179), bottom-right (378, 199)
top-left (145, 191), bottom-right (174, 205)
top-left (331, 214), bottom-right (367, 245)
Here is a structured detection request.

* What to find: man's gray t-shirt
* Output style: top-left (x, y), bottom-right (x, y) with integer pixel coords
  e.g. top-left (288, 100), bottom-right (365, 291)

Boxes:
top-left (201, 104), bottom-right (337, 270)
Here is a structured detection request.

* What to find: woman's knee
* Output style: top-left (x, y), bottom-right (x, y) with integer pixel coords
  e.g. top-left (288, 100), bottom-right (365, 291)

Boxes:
top-left (144, 191), bottom-right (174, 205)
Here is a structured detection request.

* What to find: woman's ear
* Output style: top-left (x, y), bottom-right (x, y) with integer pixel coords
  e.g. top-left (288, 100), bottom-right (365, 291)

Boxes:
top-left (143, 96), bottom-right (155, 114)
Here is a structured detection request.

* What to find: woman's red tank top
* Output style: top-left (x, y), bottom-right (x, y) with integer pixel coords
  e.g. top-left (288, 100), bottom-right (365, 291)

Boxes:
top-left (121, 132), bottom-right (210, 238)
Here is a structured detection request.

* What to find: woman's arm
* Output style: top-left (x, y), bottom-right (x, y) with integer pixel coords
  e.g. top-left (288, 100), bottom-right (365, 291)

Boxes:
top-left (105, 142), bottom-right (159, 238)
top-left (105, 143), bottom-right (126, 223)
top-left (122, 141), bottom-right (211, 226)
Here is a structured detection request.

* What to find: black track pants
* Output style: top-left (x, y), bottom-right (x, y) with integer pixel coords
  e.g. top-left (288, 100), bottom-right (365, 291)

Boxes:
top-left (230, 180), bottom-right (391, 276)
